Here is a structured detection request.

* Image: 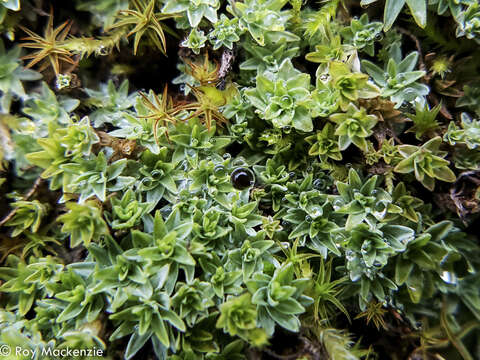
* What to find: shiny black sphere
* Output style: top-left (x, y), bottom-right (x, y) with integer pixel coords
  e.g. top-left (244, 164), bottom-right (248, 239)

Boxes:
top-left (230, 167), bottom-right (254, 190)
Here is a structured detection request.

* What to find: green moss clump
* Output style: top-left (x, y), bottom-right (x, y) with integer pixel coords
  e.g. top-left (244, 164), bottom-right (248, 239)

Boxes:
top-left (0, 1), bottom-right (480, 359)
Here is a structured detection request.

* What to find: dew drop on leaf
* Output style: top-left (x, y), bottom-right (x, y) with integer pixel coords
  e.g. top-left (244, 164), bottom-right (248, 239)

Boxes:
top-left (96, 45), bottom-right (109, 56)
top-left (214, 165), bottom-right (226, 177)
top-left (313, 179), bottom-right (323, 189)
top-left (440, 271), bottom-right (457, 284)
top-left (231, 167), bottom-right (254, 190)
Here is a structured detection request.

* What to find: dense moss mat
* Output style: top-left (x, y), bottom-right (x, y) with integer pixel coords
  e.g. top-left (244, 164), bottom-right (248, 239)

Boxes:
top-left (0, 1), bottom-right (480, 359)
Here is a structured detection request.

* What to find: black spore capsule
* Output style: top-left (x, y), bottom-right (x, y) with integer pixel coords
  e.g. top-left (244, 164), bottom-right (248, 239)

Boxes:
top-left (231, 167), bottom-right (255, 190)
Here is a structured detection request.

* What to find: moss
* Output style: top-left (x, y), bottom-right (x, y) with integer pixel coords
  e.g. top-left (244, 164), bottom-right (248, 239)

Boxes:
top-left (0, 1), bottom-right (480, 359)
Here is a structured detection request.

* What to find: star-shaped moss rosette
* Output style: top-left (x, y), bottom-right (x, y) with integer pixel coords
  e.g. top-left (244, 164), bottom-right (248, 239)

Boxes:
top-left (227, 0), bottom-right (298, 46)
top-left (162, 0), bottom-right (220, 28)
top-left (394, 136), bottom-right (456, 191)
top-left (216, 293), bottom-right (268, 346)
top-left (245, 58), bottom-right (313, 132)
top-left (333, 168), bottom-right (402, 230)
top-left (340, 14), bottom-right (383, 56)
top-left (108, 0), bottom-right (177, 55)
top-left (0, 39), bottom-right (41, 112)
top-left (57, 201), bottom-right (109, 247)
top-left (329, 103), bottom-right (378, 152)
top-left (361, 45), bottom-right (429, 108)
top-left (328, 61), bottom-right (380, 111)
top-left (19, 11), bottom-right (75, 74)
top-left (246, 263), bottom-right (313, 335)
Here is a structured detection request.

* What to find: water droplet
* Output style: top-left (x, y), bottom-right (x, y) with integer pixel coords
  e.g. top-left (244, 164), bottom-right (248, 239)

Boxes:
top-left (403, 89), bottom-right (417, 101)
top-left (313, 179), bottom-right (323, 189)
top-left (179, 84), bottom-right (186, 93)
top-left (6, 30), bottom-right (14, 41)
top-left (374, 33), bottom-right (383, 41)
top-left (311, 209), bottom-right (321, 218)
top-left (305, 215), bottom-right (312, 222)
top-left (345, 250), bottom-right (354, 261)
top-left (232, 158), bottom-right (247, 167)
top-left (223, 153), bottom-right (231, 159)
top-left (96, 45), bottom-right (109, 56)
top-left (160, 206), bottom-right (172, 218)
top-left (214, 165), bottom-right (226, 177)
top-left (440, 271), bottom-right (457, 285)
top-left (333, 200), bottom-right (342, 210)
top-left (231, 167), bottom-right (255, 190)
top-left (283, 126), bottom-right (292, 134)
